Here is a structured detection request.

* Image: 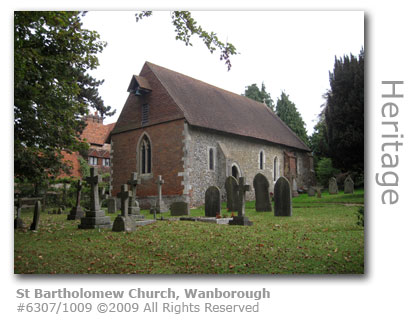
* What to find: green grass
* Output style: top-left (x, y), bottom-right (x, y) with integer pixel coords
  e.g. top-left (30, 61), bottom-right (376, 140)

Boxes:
top-left (14, 190), bottom-right (364, 274)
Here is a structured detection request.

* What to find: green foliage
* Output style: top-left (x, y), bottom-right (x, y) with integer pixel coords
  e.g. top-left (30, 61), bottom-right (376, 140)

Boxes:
top-left (14, 11), bottom-right (115, 184)
top-left (78, 157), bottom-right (90, 178)
top-left (136, 11), bottom-right (238, 71)
top-left (243, 82), bottom-right (274, 110)
top-left (324, 49), bottom-right (364, 173)
top-left (356, 207), bottom-right (364, 227)
top-left (275, 92), bottom-right (309, 145)
top-left (309, 109), bottom-right (330, 170)
top-left (316, 157), bottom-right (340, 187)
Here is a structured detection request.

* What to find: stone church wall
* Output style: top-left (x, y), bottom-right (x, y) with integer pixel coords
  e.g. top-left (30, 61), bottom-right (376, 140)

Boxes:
top-left (185, 126), bottom-right (312, 207)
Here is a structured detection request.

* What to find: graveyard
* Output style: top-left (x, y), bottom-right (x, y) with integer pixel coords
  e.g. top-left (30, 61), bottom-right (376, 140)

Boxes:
top-left (14, 188), bottom-right (364, 274)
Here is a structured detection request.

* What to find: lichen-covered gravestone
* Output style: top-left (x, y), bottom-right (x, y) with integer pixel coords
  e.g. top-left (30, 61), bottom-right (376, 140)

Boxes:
top-left (67, 180), bottom-right (85, 220)
top-left (344, 176), bottom-right (354, 194)
top-left (128, 172), bottom-right (142, 216)
top-left (30, 201), bottom-right (41, 231)
top-left (229, 177), bottom-right (253, 226)
top-left (328, 177), bottom-right (338, 194)
top-left (107, 197), bottom-right (117, 214)
top-left (170, 201), bottom-right (190, 216)
top-left (205, 186), bottom-right (221, 217)
top-left (78, 168), bottom-right (112, 229)
top-left (112, 184), bottom-right (135, 232)
top-left (307, 186), bottom-right (316, 197)
top-left (274, 177), bottom-right (292, 217)
top-left (155, 175), bottom-right (167, 213)
top-left (253, 173), bottom-right (272, 212)
top-left (225, 176), bottom-right (239, 212)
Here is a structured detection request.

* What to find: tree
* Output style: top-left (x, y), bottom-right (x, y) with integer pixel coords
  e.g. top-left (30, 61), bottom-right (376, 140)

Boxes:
top-left (14, 11), bottom-right (115, 186)
top-left (324, 49), bottom-right (364, 172)
top-left (309, 107), bottom-right (330, 169)
top-left (275, 91), bottom-right (309, 145)
top-left (243, 82), bottom-right (274, 110)
top-left (135, 11), bottom-right (238, 71)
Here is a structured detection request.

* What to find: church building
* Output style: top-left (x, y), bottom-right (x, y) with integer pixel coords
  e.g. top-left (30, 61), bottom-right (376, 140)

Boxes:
top-left (109, 62), bottom-right (313, 208)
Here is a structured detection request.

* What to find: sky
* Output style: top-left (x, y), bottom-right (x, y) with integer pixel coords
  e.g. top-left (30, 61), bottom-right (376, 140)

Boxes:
top-left (82, 11), bottom-right (364, 135)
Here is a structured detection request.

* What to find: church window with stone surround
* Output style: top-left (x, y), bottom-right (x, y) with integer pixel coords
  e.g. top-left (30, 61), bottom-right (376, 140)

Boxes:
top-left (140, 135), bottom-right (152, 174)
top-left (273, 156), bottom-right (278, 181)
top-left (208, 147), bottom-right (215, 171)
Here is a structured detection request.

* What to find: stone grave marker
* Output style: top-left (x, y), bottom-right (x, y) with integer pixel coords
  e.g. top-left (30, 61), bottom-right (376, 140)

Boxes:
top-left (14, 206), bottom-right (24, 229)
top-left (328, 177), bottom-right (338, 194)
top-left (68, 180), bottom-right (85, 220)
top-left (205, 186), bottom-right (221, 217)
top-left (274, 177), bottom-right (292, 217)
top-left (225, 176), bottom-right (239, 212)
top-left (78, 168), bottom-right (112, 229)
top-left (30, 201), bottom-right (41, 231)
top-left (229, 177), bottom-right (253, 226)
top-left (344, 176), bottom-right (354, 194)
top-left (253, 173), bottom-right (272, 212)
top-left (128, 172), bottom-right (142, 215)
top-left (107, 197), bottom-right (117, 214)
top-left (316, 187), bottom-right (322, 198)
top-left (307, 186), bottom-right (316, 197)
top-left (112, 184), bottom-right (135, 232)
top-left (155, 175), bottom-right (167, 213)
top-left (170, 201), bottom-right (190, 216)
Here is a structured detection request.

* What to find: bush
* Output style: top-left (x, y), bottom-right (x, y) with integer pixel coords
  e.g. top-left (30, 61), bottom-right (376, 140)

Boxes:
top-left (316, 157), bottom-right (340, 187)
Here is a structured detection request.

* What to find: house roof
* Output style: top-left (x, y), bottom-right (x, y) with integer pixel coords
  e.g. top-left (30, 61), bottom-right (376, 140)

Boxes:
top-left (145, 62), bottom-right (310, 152)
top-left (112, 62), bottom-right (310, 152)
top-left (82, 119), bottom-right (116, 146)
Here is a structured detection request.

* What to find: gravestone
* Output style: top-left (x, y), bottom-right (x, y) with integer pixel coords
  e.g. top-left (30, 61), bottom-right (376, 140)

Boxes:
top-left (307, 186), bottom-right (316, 197)
top-left (225, 176), bottom-right (239, 212)
top-left (30, 201), bottom-right (41, 231)
top-left (229, 177), bottom-right (253, 226)
top-left (344, 176), bottom-right (354, 194)
top-left (274, 177), bottom-right (292, 217)
top-left (328, 177), bottom-right (338, 194)
top-left (155, 175), bottom-right (167, 213)
top-left (316, 187), bottom-right (322, 198)
top-left (107, 197), bottom-right (117, 213)
top-left (112, 184), bottom-right (136, 232)
top-left (128, 172), bottom-right (141, 215)
top-left (205, 186), bottom-right (221, 217)
top-left (78, 168), bottom-right (112, 229)
top-left (170, 201), bottom-right (190, 216)
top-left (67, 180), bottom-right (85, 220)
top-left (14, 206), bottom-right (24, 229)
top-left (253, 173), bottom-right (272, 212)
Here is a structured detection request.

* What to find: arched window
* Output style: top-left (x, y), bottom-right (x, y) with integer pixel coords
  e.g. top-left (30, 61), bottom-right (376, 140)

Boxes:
top-left (139, 135), bottom-right (152, 174)
top-left (231, 163), bottom-right (241, 180)
top-left (209, 148), bottom-right (215, 171)
top-left (273, 156), bottom-right (278, 181)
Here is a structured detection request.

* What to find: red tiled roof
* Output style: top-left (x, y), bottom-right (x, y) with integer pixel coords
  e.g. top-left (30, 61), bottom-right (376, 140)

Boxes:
top-left (146, 62), bottom-right (310, 151)
top-left (82, 121), bottom-right (116, 146)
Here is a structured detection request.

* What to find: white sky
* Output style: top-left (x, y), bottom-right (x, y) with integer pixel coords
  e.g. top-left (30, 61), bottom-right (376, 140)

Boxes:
top-left (82, 11), bottom-right (364, 135)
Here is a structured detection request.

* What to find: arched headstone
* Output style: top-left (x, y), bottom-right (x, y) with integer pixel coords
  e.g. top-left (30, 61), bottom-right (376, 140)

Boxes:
top-left (253, 173), bottom-right (272, 212)
top-left (274, 177), bottom-right (292, 217)
top-left (205, 186), bottom-right (221, 217)
top-left (328, 177), bottom-right (338, 194)
top-left (344, 176), bottom-right (354, 194)
top-left (225, 176), bottom-right (239, 212)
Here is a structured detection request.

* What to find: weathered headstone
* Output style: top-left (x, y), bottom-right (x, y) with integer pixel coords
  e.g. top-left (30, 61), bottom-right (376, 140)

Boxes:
top-left (155, 175), bottom-right (167, 213)
top-left (229, 177), bottom-right (253, 226)
top-left (307, 186), bottom-right (316, 197)
top-left (274, 177), bottom-right (292, 217)
top-left (225, 176), bottom-right (239, 212)
top-left (344, 176), bottom-right (354, 194)
top-left (316, 187), bottom-right (322, 198)
top-left (205, 186), bottom-right (221, 217)
top-left (112, 184), bottom-right (135, 232)
top-left (170, 201), bottom-right (190, 216)
top-left (127, 172), bottom-right (141, 215)
top-left (253, 173), bottom-right (272, 212)
top-left (30, 201), bottom-right (41, 231)
top-left (68, 180), bottom-right (85, 220)
top-left (78, 168), bottom-right (112, 229)
top-left (107, 197), bottom-right (117, 213)
top-left (14, 206), bottom-right (24, 229)
top-left (328, 177), bottom-right (338, 194)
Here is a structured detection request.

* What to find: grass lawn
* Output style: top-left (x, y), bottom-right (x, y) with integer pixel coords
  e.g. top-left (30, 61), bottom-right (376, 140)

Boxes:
top-left (14, 189), bottom-right (364, 274)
